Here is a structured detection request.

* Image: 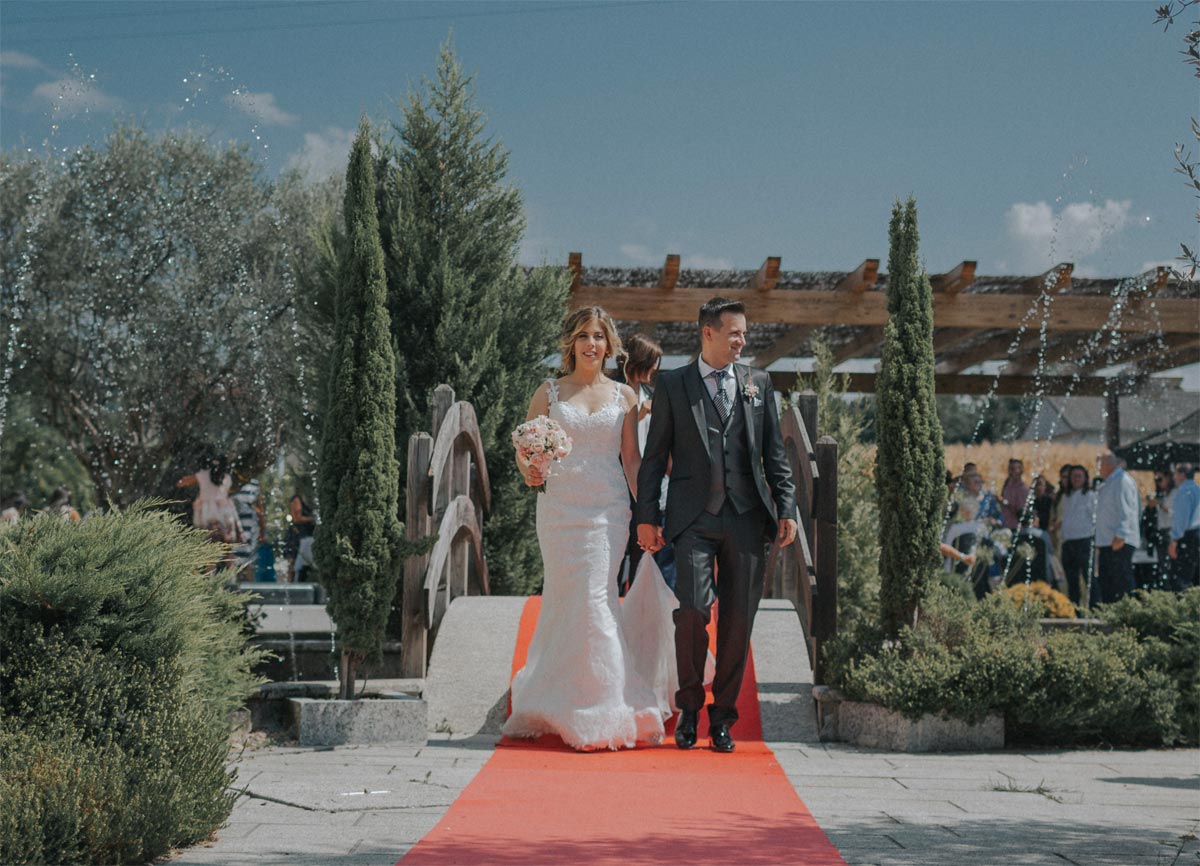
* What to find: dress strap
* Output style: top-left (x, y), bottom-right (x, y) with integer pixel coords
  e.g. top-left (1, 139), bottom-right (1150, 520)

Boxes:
top-left (611, 382), bottom-right (625, 407)
top-left (546, 379), bottom-right (560, 405)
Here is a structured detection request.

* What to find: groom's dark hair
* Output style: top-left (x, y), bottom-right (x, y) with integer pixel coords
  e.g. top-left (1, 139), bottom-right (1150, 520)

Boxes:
top-left (698, 297), bottom-right (745, 331)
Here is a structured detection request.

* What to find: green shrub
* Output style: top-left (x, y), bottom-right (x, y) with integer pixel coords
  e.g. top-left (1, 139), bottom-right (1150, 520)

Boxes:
top-left (830, 585), bottom-right (1185, 746)
top-left (836, 586), bottom-right (1042, 724)
top-left (0, 504), bottom-right (262, 864)
top-left (1096, 588), bottom-right (1200, 745)
top-left (1007, 628), bottom-right (1180, 747)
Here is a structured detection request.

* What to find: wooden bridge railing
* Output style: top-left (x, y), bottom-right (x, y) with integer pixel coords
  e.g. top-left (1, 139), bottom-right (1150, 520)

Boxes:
top-left (401, 384), bottom-right (491, 678)
top-left (763, 392), bottom-right (838, 685)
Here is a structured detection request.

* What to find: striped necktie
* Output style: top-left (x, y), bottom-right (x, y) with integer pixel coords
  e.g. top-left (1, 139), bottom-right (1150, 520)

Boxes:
top-left (710, 369), bottom-right (731, 423)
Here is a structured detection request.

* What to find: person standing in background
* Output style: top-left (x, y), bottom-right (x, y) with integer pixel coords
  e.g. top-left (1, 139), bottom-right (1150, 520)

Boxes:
top-left (1093, 453), bottom-right (1141, 604)
top-left (999, 458), bottom-right (1028, 530)
top-left (1058, 465), bottom-right (1096, 607)
top-left (616, 333), bottom-right (676, 592)
top-left (1167, 463), bottom-right (1200, 590)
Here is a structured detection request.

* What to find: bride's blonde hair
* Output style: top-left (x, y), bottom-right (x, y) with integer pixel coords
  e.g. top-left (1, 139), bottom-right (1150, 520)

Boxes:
top-left (559, 306), bottom-right (622, 374)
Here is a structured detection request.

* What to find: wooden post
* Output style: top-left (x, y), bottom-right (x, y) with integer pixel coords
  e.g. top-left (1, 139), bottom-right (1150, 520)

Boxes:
top-left (431, 384), bottom-right (455, 442)
top-left (795, 391), bottom-right (818, 570)
top-left (451, 439), bottom-right (470, 599)
top-left (1104, 391), bottom-right (1120, 450)
top-left (812, 436), bottom-right (838, 686)
top-left (401, 433), bottom-right (433, 678)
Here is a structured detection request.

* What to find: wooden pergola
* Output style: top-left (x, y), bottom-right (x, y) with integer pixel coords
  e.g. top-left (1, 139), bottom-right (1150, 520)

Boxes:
top-left (566, 254), bottom-right (1199, 440)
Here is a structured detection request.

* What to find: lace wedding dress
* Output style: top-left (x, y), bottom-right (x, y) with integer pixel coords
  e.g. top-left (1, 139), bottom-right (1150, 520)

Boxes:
top-left (502, 381), bottom-right (668, 750)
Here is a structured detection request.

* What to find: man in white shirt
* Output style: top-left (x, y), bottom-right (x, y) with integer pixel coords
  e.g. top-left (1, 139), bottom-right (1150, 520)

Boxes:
top-left (1093, 453), bottom-right (1141, 604)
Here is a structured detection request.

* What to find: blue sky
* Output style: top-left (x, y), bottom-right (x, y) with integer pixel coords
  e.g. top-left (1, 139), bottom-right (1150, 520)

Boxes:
top-left (1, 0), bottom-right (1194, 279)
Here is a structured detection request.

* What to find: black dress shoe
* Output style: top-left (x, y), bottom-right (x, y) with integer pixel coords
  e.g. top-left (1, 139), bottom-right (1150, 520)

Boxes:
top-left (709, 722), bottom-right (734, 753)
top-left (675, 709), bottom-right (698, 750)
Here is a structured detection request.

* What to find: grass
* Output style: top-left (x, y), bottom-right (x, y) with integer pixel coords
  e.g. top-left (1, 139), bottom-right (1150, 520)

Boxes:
top-left (989, 778), bottom-right (1066, 803)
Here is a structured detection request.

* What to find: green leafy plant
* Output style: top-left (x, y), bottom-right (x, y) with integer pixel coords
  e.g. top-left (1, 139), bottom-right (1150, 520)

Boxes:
top-left (0, 504), bottom-right (263, 863)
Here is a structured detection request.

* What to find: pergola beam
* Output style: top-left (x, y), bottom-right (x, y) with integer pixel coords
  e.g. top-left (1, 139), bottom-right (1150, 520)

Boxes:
top-left (568, 251), bottom-right (583, 292)
top-left (931, 260), bottom-right (977, 296)
top-left (749, 256), bottom-right (782, 292)
top-left (833, 258), bottom-right (880, 294)
top-left (770, 371), bottom-right (1180, 398)
top-left (568, 285), bottom-right (1199, 333)
top-left (657, 254), bottom-right (681, 290)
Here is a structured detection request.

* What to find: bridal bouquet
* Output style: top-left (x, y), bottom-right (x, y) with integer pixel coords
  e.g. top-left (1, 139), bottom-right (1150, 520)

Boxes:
top-left (512, 416), bottom-right (572, 493)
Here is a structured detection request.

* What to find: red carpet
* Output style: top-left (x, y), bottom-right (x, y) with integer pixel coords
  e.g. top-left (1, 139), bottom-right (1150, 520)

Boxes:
top-left (399, 597), bottom-right (847, 866)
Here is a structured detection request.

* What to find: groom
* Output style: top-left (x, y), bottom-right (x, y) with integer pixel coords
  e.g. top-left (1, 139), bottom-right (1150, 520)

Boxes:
top-left (636, 297), bottom-right (797, 753)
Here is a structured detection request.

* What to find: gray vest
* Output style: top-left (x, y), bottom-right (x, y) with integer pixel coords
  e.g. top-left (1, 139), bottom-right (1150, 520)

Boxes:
top-left (701, 384), bottom-right (759, 515)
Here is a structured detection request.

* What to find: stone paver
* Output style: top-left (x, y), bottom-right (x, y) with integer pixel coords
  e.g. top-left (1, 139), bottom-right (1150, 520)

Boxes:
top-left (172, 598), bottom-right (1200, 865)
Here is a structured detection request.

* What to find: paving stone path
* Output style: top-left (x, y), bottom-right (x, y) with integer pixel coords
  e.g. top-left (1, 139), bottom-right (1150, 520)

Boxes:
top-left (172, 599), bottom-right (1200, 866)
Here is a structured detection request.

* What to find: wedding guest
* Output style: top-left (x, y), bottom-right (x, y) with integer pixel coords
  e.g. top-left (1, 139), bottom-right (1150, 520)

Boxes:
top-left (1, 492), bottom-right (28, 525)
top-left (1030, 475), bottom-right (1054, 531)
top-left (1049, 463), bottom-right (1073, 553)
top-left (1058, 465), bottom-right (1096, 606)
top-left (999, 458), bottom-right (1028, 530)
top-left (285, 492), bottom-right (317, 582)
top-left (616, 333), bottom-right (675, 592)
top-left (179, 454), bottom-right (244, 572)
top-left (1145, 468), bottom-right (1177, 587)
top-left (1093, 453), bottom-right (1140, 604)
top-left (948, 469), bottom-right (1001, 524)
top-left (1167, 463), bottom-right (1200, 590)
top-left (47, 486), bottom-right (81, 522)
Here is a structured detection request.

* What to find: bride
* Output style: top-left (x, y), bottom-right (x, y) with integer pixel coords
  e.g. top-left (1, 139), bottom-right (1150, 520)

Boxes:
top-left (502, 306), bottom-right (671, 751)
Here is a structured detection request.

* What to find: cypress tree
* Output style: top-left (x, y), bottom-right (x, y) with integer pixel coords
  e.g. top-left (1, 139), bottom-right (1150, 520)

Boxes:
top-left (382, 40), bottom-right (570, 595)
top-left (314, 120), bottom-right (403, 699)
top-left (875, 197), bottom-right (946, 637)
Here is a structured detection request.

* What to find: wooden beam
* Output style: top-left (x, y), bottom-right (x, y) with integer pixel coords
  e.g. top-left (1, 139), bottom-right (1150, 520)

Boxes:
top-left (932, 260), bottom-right (977, 296)
top-left (832, 327), bottom-right (884, 363)
top-left (570, 285), bottom-right (1200, 333)
top-left (657, 253), bottom-right (680, 290)
top-left (1021, 262), bottom-right (1073, 293)
top-left (833, 258), bottom-right (879, 294)
top-left (769, 370), bottom-right (1181, 398)
top-left (1069, 332), bottom-right (1200, 375)
top-left (752, 325), bottom-right (818, 368)
top-left (568, 252), bottom-right (583, 292)
top-left (753, 259), bottom-right (878, 367)
top-left (749, 256), bottom-right (781, 292)
top-left (937, 332), bottom-right (1026, 373)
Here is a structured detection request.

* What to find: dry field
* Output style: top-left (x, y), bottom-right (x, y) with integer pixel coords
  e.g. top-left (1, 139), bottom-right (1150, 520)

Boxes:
top-left (942, 440), bottom-right (1155, 498)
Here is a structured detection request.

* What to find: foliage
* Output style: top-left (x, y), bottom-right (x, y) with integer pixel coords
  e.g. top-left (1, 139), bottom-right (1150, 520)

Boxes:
top-left (1005, 580), bottom-right (1077, 618)
top-left (314, 121), bottom-right (403, 686)
top-left (875, 198), bottom-right (946, 636)
top-left (0, 395), bottom-right (96, 513)
top-left (1097, 588), bottom-right (1200, 745)
top-left (828, 584), bottom-right (1188, 746)
top-left (0, 504), bottom-right (261, 863)
top-left (0, 126), bottom-right (321, 507)
top-left (834, 586), bottom-right (1042, 724)
top-left (792, 340), bottom-right (880, 628)
top-left (1155, 0), bottom-right (1200, 279)
top-left (936, 394), bottom-right (1040, 445)
top-left (1006, 629), bottom-right (1180, 747)
top-left (378, 40), bottom-right (571, 594)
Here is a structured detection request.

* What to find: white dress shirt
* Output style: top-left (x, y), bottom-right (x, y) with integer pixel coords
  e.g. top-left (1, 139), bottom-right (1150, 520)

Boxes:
top-left (697, 356), bottom-right (736, 405)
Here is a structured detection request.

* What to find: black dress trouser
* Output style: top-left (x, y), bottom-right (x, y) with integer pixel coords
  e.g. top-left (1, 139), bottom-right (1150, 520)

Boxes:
top-left (671, 501), bottom-right (770, 727)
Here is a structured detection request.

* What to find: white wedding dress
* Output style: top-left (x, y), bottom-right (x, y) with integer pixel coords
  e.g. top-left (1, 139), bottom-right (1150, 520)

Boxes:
top-left (502, 381), bottom-right (670, 750)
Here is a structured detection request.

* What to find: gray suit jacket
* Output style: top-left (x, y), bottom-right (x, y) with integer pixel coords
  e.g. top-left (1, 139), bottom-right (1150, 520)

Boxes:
top-left (635, 361), bottom-right (796, 543)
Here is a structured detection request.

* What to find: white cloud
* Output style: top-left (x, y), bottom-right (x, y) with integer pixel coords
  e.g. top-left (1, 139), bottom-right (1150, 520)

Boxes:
top-left (1005, 199), bottom-right (1132, 271)
top-left (619, 243), bottom-right (656, 266)
top-left (285, 126), bottom-right (356, 180)
top-left (32, 74), bottom-right (117, 115)
top-left (225, 90), bottom-right (298, 126)
top-left (0, 50), bottom-right (47, 70)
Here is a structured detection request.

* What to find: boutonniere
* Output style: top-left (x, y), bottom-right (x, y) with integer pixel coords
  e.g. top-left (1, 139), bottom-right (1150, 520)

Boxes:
top-left (741, 378), bottom-right (760, 401)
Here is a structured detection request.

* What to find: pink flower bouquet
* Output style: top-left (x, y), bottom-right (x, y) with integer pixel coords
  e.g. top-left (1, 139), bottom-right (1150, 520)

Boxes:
top-left (511, 415), bottom-right (572, 493)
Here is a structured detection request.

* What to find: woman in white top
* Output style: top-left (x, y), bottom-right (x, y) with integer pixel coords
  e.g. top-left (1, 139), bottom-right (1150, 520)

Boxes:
top-left (1058, 465), bottom-right (1097, 606)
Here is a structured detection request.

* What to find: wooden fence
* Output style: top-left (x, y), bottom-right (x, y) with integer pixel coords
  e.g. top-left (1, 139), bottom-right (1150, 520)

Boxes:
top-left (400, 384), bottom-right (491, 678)
top-left (763, 392), bottom-right (839, 685)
